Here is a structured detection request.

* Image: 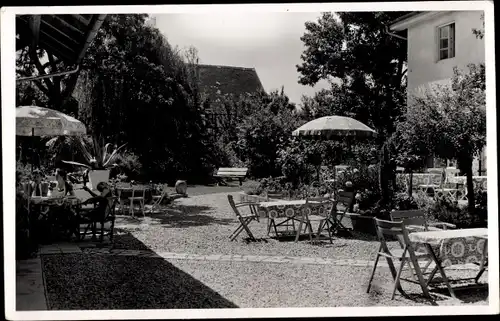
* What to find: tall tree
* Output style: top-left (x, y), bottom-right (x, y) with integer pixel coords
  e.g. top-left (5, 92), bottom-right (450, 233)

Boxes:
top-left (297, 12), bottom-right (410, 142)
top-left (403, 64), bottom-right (486, 216)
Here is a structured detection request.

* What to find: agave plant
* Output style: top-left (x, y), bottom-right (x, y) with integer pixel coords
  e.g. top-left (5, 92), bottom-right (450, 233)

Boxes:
top-left (47, 135), bottom-right (127, 170)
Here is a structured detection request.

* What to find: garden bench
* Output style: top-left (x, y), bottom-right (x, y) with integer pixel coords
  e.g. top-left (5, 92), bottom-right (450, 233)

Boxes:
top-left (214, 167), bottom-right (248, 186)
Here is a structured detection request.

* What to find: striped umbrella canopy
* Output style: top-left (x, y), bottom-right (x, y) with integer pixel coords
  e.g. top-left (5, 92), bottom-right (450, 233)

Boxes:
top-left (16, 105), bottom-right (87, 136)
top-left (292, 116), bottom-right (377, 140)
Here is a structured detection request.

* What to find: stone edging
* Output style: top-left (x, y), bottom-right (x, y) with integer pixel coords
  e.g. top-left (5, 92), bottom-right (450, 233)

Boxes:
top-left (78, 248), bottom-right (481, 271)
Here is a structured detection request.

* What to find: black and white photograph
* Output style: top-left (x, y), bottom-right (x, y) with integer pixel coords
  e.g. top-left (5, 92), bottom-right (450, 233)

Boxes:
top-left (2, 2), bottom-right (498, 319)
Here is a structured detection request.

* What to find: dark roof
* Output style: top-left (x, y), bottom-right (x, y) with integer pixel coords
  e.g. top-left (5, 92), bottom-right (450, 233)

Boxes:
top-left (389, 11), bottom-right (424, 28)
top-left (196, 64), bottom-right (265, 102)
top-left (16, 14), bottom-right (107, 65)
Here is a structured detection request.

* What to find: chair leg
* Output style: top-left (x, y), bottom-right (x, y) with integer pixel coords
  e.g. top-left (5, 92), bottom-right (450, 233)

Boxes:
top-left (141, 200), bottom-right (145, 217)
top-left (425, 244), bottom-right (456, 299)
top-left (367, 253), bottom-right (381, 293)
top-left (392, 258), bottom-right (407, 300)
top-left (272, 220), bottom-right (280, 240)
top-left (130, 200), bottom-right (134, 217)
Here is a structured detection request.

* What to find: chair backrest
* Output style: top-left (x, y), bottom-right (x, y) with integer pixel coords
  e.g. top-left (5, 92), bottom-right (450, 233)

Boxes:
top-left (336, 191), bottom-right (355, 213)
top-left (374, 218), bottom-right (412, 254)
top-left (306, 196), bottom-right (335, 216)
top-left (227, 194), bottom-right (243, 218)
top-left (390, 210), bottom-right (428, 230)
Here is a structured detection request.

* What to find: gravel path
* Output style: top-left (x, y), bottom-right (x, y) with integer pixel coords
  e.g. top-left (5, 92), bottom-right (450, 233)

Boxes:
top-left (114, 192), bottom-right (385, 260)
top-left (41, 253), bottom-right (488, 309)
top-left (39, 190), bottom-right (488, 309)
top-left (42, 254), bottom-right (238, 310)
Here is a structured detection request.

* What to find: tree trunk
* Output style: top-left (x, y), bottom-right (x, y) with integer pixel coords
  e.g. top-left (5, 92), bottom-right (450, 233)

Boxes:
top-left (463, 156), bottom-right (476, 214)
top-left (408, 171), bottom-right (413, 197)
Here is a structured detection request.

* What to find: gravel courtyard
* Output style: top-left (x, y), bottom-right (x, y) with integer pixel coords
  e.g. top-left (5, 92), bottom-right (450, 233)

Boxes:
top-left (33, 187), bottom-right (489, 309)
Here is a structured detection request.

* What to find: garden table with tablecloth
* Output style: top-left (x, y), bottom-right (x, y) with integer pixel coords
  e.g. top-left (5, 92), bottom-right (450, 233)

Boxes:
top-left (409, 228), bottom-right (488, 298)
top-left (29, 196), bottom-right (82, 242)
top-left (257, 200), bottom-right (334, 242)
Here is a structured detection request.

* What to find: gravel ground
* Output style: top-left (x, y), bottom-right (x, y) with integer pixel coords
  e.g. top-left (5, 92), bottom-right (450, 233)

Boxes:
top-left (167, 259), bottom-right (489, 308)
top-left (41, 253), bottom-right (488, 309)
top-left (42, 254), bottom-right (238, 310)
top-left (113, 192), bottom-right (385, 260)
top-left (41, 189), bottom-right (488, 309)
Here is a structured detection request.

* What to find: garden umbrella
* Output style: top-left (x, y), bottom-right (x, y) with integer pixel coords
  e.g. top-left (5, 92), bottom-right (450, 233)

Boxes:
top-left (292, 115), bottom-right (377, 186)
top-left (292, 116), bottom-right (377, 139)
top-left (16, 105), bottom-right (87, 171)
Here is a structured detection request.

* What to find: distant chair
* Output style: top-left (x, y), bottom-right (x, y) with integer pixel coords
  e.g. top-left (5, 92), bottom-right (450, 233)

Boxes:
top-left (127, 187), bottom-right (146, 218)
top-left (329, 191), bottom-right (355, 234)
top-left (150, 184), bottom-right (169, 214)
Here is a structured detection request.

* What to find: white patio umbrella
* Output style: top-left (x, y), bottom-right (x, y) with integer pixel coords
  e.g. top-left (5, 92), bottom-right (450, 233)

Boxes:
top-left (292, 116), bottom-right (377, 139)
top-left (292, 115), bottom-right (377, 188)
top-left (16, 105), bottom-right (87, 136)
top-left (16, 105), bottom-right (87, 171)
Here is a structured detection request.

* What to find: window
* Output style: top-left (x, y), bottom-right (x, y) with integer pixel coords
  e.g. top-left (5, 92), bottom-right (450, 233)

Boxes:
top-left (438, 23), bottom-right (455, 60)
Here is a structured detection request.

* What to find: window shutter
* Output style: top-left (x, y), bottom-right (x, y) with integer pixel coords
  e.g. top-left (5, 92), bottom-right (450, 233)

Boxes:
top-left (450, 23), bottom-right (455, 58)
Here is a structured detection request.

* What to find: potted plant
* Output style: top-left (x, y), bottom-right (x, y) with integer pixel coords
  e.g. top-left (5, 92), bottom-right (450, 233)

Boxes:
top-left (59, 135), bottom-right (126, 190)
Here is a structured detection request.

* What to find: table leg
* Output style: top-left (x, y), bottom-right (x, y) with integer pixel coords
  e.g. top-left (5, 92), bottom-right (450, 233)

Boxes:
top-left (295, 215), bottom-right (304, 243)
top-left (425, 243), bottom-right (457, 299)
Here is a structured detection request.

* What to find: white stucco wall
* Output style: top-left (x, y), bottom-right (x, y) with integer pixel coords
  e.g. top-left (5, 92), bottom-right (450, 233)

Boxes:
top-left (403, 11), bottom-right (486, 175)
top-left (406, 11), bottom-right (484, 96)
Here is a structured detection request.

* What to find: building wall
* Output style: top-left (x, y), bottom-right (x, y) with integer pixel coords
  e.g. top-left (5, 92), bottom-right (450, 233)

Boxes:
top-left (406, 11), bottom-right (484, 96)
top-left (405, 11), bottom-right (486, 176)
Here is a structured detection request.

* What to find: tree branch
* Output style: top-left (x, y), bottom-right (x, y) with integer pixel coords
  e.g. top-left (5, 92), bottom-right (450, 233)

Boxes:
top-left (29, 50), bottom-right (54, 93)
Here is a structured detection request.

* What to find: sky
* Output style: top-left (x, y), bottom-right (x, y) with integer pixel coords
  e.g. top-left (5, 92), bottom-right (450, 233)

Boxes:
top-left (152, 12), bottom-right (331, 105)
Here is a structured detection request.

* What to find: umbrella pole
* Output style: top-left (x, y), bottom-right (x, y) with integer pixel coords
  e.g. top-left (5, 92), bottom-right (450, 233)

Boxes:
top-left (31, 128), bottom-right (34, 173)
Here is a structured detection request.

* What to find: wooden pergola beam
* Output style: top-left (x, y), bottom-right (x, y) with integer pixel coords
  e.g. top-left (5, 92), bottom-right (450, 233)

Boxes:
top-left (51, 15), bottom-right (85, 35)
top-left (75, 14), bottom-right (107, 64)
top-left (41, 19), bottom-right (81, 46)
top-left (29, 15), bottom-right (41, 51)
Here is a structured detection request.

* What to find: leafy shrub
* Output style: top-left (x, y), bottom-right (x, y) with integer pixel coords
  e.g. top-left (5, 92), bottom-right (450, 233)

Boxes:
top-left (392, 192), bottom-right (419, 211)
top-left (336, 164), bottom-right (380, 198)
top-left (114, 151), bottom-right (142, 181)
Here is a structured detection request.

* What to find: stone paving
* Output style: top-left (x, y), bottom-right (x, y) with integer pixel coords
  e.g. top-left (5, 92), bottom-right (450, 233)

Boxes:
top-left (16, 257), bottom-right (47, 311)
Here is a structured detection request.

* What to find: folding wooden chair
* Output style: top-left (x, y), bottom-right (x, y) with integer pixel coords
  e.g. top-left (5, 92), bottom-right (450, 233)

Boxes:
top-left (367, 218), bottom-right (433, 300)
top-left (227, 195), bottom-right (258, 242)
top-left (302, 197), bottom-right (335, 244)
top-left (128, 187), bottom-right (146, 218)
top-left (329, 191), bottom-right (354, 234)
top-left (150, 184), bottom-right (169, 213)
top-left (77, 197), bottom-right (118, 243)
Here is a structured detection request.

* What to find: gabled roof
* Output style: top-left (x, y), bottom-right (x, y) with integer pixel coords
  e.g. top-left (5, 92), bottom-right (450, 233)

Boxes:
top-left (196, 64), bottom-right (265, 102)
top-left (16, 14), bottom-right (107, 66)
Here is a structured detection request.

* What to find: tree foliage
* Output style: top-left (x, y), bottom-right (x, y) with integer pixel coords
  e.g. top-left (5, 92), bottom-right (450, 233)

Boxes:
top-left (402, 64), bottom-right (486, 213)
top-left (297, 12), bottom-right (410, 142)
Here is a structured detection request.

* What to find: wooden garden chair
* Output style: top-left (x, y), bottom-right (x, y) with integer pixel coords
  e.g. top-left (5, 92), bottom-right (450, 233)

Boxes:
top-left (390, 210), bottom-right (456, 278)
top-left (150, 183), bottom-right (169, 214)
top-left (329, 191), bottom-right (354, 234)
top-left (128, 187), bottom-right (146, 218)
top-left (77, 196), bottom-right (118, 243)
top-left (367, 218), bottom-right (433, 300)
top-left (301, 196), bottom-right (336, 244)
top-left (228, 195), bottom-right (258, 242)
